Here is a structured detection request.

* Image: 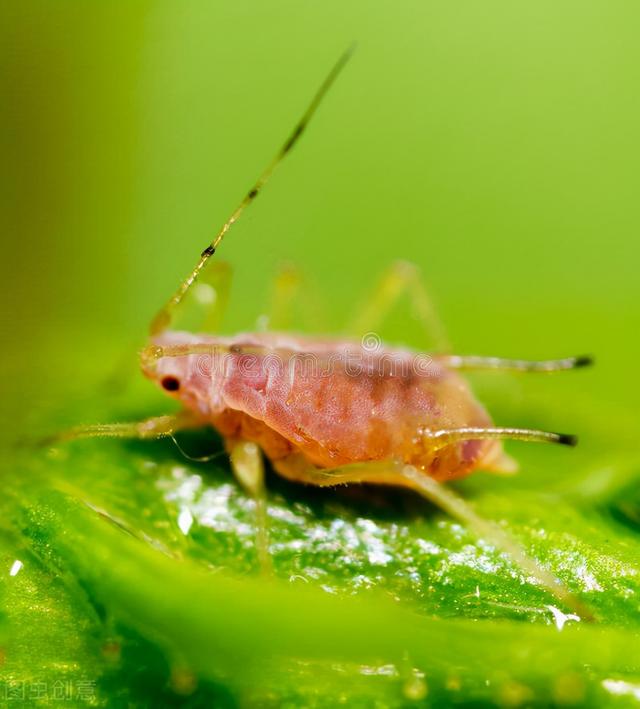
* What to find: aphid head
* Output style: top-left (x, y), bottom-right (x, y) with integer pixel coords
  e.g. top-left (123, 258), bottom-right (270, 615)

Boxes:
top-left (140, 332), bottom-right (214, 417)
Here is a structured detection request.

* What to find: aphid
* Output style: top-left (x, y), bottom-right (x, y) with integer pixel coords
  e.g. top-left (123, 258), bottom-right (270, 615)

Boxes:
top-left (60, 47), bottom-right (593, 616)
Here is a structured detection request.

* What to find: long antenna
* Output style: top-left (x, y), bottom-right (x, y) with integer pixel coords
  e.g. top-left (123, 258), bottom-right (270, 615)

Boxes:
top-left (151, 45), bottom-right (356, 335)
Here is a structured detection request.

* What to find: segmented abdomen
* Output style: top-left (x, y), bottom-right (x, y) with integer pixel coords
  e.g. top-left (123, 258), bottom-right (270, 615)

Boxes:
top-left (217, 349), bottom-right (493, 474)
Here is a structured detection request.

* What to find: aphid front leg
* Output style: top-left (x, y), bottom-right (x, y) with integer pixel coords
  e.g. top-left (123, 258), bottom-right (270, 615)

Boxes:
top-left (49, 412), bottom-right (199, 444)
top-left (151, 261), bottom-right (233, 337)
top-left (347, 261), bottom-right (451, 351)
top-left (229, 440), bottom-right (272, 574)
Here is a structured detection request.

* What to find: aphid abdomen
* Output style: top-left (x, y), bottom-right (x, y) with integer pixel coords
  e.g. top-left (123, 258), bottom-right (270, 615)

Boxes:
top-left (223, 364), bottom-right (401, 466)
top-left (219, 343), bottom-right (500, 479)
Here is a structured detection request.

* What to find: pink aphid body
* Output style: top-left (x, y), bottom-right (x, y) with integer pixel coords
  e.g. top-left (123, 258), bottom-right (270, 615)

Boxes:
top-left (58, 48), bottom-right (592, 617)
top-left (143, 331), bottom-right (506, 483)
top-left (127, 48), bottom-right (586, 497)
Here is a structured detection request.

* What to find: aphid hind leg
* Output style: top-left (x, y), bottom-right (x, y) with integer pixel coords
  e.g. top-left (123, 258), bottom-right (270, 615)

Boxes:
top-left (347, 261), bottom-right (451, 351)
top-left (229, 440), bottom-right (272, 574)
top-left (274, 454), bottom-right (593, 620)
top-left (398, 466), bottom-right (594, 621)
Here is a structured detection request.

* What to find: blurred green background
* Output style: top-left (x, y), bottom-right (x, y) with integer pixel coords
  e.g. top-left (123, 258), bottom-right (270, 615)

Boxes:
top-left (2, 2), bottom-right (639, 368)
top-left (1, 2), bottom-right (640, 707)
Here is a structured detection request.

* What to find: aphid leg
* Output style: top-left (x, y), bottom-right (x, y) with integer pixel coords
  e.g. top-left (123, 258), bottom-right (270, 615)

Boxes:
top-left (260, 262), bottom-right (303, 331)
top-left (347, 261), bottom-right (451, 351)
top-left (260, 262), bottom-right (325, 332)
top-left (398, 466), bottom-right (595, 621)
top-left (152, 261), bottom-right (233, 336)
top-left (197, 261), bottom-right (233, 333)
top-left (436, 354), bottom-right (594, 372)
top-left (229, 440), bottom-right (272, 574)
top-left (46, 412), bottom-right (198, 445)
top-left (274, 454), bottom-right (593, 621)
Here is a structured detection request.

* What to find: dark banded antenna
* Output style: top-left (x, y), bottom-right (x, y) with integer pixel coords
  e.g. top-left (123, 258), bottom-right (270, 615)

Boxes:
top-left (151, 45), bottom-right (356, 335)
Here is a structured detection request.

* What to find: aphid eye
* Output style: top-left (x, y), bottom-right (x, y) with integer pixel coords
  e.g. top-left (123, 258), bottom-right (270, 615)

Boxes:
top-left (161, 375), bottom-right (181, 392)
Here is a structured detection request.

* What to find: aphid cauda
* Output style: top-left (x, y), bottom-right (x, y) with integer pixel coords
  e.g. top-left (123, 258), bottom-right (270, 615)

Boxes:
top-left (60, 47), bottom-right (593, 617)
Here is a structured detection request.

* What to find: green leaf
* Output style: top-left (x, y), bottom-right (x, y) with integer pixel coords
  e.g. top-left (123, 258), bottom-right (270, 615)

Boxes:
top-left (2, 336), bottom-right (640, 707)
